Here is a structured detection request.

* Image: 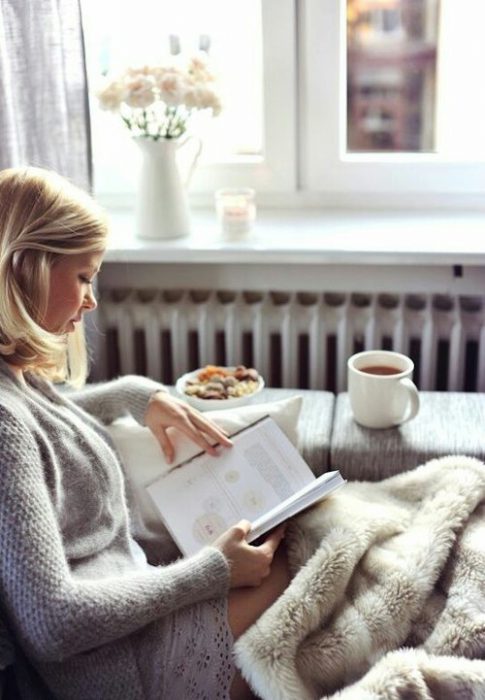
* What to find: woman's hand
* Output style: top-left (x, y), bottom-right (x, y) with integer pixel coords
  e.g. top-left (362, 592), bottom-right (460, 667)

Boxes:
top-left (144, 391), bottom-right (233, 463)
top-left (213, 520), bottom-right (286, 588)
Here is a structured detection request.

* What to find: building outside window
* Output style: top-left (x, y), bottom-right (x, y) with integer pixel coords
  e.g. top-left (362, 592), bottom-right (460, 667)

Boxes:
top-left (347, 0), bottom-right (439, 153)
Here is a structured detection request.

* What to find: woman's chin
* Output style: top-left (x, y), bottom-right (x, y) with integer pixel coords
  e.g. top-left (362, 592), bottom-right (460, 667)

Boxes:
top-left (57, 321), bottom-right (76, 334)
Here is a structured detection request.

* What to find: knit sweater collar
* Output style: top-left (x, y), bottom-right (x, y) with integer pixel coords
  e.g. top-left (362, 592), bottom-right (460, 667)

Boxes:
top-left (0, 356), bottom-right (63, 404)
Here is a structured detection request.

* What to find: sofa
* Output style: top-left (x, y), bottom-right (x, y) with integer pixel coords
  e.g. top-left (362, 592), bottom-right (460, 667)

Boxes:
top-left (2, 387), bottom-right (484, 699)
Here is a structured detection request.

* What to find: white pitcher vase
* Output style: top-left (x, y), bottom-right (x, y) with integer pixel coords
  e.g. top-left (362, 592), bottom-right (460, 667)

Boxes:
top-left (134, 136), bottom-right (201, 240)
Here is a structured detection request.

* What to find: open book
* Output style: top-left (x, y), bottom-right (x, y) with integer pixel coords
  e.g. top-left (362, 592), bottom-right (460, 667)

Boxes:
top-left (146, 415), bottom-right (345, 556)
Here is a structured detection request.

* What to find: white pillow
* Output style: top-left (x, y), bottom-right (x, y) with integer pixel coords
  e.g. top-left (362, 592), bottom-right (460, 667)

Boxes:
top-left (106, 396), bottom-right (303, 549)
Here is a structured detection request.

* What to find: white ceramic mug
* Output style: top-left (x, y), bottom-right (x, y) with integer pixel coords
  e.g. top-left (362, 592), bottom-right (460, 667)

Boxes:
top-left (347, 350), bottom-right (420, 429)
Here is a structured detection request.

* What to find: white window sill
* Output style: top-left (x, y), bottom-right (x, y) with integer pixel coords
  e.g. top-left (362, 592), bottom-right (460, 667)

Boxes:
top-left (104, 207), bottom-right (485, 266)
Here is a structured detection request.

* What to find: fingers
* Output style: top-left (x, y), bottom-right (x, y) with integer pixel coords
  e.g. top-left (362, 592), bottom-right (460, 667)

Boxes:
top-left (175, 414), bottom-right (221, 456)
top-left (215, 520), bottom-right (286, 588)
top-left (190, 412), bottom-right (233, 448)
top-left (147, 393), bottom-right (233, 458)
top-left (256, 523), bottom-right (287, 557)
top-left (153, 426), bottom-right (175, 463)
top-left (155, 418), bottom-right (224, 464)
top-left (234, 520), bottom-right (252, 538)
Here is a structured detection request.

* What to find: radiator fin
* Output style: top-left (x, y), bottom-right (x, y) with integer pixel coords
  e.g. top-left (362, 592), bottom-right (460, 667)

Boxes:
top-left (96, 290), bottom-right (485, 392)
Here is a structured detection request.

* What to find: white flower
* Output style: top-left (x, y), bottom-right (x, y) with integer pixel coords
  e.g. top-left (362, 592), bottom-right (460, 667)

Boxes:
top-left (123, 73), bottom-right (156, 109)
top-left (151, 63), bottom-right (183, 80)
top-left (184, 85), bottom-right (222, 116)
top-left (96, 54), bottom-right (221, 140)
top-left (187, 53), bottom-right (215, 84)
top-left (96, 80), bottom-right (127, 111)
top-left (157, 72), bottom-right (187, 107)
top-left (124, 65), bottom-right (154, 77)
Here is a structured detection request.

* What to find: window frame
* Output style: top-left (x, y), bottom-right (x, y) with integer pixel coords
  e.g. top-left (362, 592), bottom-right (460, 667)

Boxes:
top-left (190, 0), bottom-right (297, 194)
top-left (300, 0), bottom-right (485, 208)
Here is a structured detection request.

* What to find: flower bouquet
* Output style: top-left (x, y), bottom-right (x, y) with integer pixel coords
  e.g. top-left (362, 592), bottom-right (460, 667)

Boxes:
top-left (96, 53), bottom-right (222, 140)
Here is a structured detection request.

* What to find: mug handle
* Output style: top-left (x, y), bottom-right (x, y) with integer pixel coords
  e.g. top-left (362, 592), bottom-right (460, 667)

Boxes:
top-left (397, 377), bottom-right (420, 424)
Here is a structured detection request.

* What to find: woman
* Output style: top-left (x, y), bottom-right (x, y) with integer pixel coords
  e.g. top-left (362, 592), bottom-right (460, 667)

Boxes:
top-left (0, 167), bottom-right (289, 699)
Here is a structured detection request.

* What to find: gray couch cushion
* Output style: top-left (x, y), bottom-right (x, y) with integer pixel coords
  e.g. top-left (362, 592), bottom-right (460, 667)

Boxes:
top-left (331, 392), bottom-right (485, 481)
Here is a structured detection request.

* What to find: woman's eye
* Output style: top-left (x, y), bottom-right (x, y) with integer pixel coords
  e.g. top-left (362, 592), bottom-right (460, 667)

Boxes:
top-left (79, 276), bottom-right (92, 284)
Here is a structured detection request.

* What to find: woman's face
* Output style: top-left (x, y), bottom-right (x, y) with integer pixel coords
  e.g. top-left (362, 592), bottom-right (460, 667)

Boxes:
top-left (43, 252), bottom-right (104, 334)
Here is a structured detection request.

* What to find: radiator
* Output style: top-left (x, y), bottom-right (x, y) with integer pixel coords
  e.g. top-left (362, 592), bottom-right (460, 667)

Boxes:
top-left (94, 289), bottom-right (485, 393)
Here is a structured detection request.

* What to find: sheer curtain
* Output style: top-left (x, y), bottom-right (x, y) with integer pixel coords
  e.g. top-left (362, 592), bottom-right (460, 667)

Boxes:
top-left (0, 0), bottom-right (92, 190)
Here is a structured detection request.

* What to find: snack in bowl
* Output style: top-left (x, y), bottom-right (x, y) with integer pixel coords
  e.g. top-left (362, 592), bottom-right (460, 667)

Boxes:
top-left (176, 365), bottom-right (264, 410)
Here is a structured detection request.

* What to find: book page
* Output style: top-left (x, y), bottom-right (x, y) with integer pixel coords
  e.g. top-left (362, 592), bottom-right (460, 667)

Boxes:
top-left (146, 417), bottom-right (315, 555)
top-left (248, 470), bottom-right (345, 542)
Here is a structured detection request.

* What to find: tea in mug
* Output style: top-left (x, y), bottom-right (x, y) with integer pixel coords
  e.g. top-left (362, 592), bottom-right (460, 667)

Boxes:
top-left (348, 350), bottom-right (420, 427)
top-left (360, 365), bottom-right (401, 376)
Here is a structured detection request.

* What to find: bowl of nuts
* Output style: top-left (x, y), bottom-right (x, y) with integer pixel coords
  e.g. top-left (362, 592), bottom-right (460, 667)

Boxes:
top-left (175, 364), bottom-right (265, 411)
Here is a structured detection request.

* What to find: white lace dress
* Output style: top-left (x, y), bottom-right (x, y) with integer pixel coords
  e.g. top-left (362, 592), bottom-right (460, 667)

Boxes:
top-left (129, 538), bottom-right (237, 699)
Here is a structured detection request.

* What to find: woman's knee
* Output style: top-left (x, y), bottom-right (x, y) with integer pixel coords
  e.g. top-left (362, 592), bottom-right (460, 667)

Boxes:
top-left (227, 544), bottom-right (291, 640)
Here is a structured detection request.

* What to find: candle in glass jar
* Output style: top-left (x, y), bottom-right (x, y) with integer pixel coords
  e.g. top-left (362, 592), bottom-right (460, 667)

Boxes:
top-left (215, 188), bottom-right (256, 238)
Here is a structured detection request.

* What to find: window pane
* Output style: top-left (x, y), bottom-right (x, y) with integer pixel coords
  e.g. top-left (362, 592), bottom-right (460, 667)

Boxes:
top-left (347, 0), bottom-right (439, 153)
top-left (82, 0), bottom-right (263, 165)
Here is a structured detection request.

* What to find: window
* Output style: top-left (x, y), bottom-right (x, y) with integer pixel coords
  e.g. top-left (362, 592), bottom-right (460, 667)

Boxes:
top-left (82, 0), bottom-right (296, 205)
top-left (83, 0), bottom-right (485, 208)
top-left (302, 0), bottom-right (485, 204)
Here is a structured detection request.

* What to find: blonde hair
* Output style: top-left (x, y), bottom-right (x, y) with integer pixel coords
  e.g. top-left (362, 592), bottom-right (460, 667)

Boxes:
top-left (0, 167), bottom-right (108, 387)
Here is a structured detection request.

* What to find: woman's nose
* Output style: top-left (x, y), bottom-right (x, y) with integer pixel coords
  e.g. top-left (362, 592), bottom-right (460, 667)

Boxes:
top-left (83, 287), bottom-right (97, 311)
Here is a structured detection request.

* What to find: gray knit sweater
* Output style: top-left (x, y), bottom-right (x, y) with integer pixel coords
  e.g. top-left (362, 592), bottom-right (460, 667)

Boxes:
top-left (0, 359), bottom-right (230, 698)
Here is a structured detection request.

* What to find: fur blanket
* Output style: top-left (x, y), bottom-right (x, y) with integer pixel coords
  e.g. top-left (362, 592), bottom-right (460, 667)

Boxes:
top-left (235, 455), bottom-right (485, 700)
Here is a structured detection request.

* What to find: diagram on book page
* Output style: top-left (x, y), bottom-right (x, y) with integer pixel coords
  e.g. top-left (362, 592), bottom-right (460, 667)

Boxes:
top-left (147, 417), bottom-right (316, 555)
top-left (192, 480), bottom-right (268, 547)
top-left (192, 512), bottom-right (228, 545)
top-left (190, 462), bottom-right (271, 547)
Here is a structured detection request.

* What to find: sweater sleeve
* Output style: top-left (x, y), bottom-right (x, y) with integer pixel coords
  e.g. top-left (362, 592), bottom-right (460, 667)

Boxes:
top-left (0, 410), bottom-right (230, 663)
top-left (66, 375), bottom-right (168, 425)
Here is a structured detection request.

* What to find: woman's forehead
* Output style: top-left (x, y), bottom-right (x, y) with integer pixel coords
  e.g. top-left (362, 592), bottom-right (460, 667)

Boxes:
top-left (55, 251), bottom-right (104, 270)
